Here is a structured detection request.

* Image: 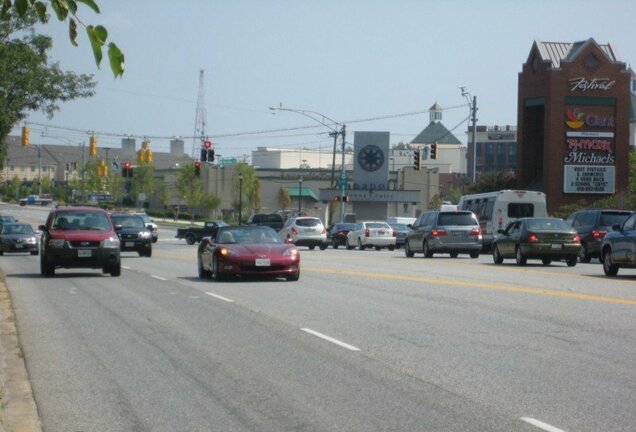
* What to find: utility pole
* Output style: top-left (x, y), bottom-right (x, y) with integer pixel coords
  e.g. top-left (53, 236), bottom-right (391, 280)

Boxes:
top-left (37, 145), bottom-right (41, 196)
top-left (460, 87), bottom-right (478, 182)
top-left (339, 124), bottom-right (347, 223)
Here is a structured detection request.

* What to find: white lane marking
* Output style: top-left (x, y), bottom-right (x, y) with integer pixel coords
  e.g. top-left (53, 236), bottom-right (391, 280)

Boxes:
top-left (300, 328), bottom-right (360, 351)
top-left (205, 292), bottom-right (234, 303)
top-left (151, 275), bottom-right (168, 281)
top-left (521, 417), bottom-right (567, 432)
top-left (122, 266), bottom-right (131, 270)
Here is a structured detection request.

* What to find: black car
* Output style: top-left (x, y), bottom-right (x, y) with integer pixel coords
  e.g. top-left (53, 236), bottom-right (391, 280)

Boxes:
top-left (327, 222), bottom-right (357, 248)
top-left (600, 212), bottom-right (636, 276)
top-left (0, 223), bottom-right (39, 255)
top-left (566, 209), bottom-right (633, 263)
top-left (388, 223), bottom-right (413, 249)
top-left (110, 213), bottom-right (153, 257)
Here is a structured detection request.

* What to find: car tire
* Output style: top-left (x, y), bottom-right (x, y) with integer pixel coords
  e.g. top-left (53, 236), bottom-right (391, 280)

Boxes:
top-left (146, 247), bottom-right (152, 258)
top-left (375, 246), bottom-right (382, 251)
top-left (404, 241), bottom-right (414, 258)
top-left (198, 256), bottom-right (211, 279)
top-left (0, 251), bottom-right (3, 256)
top-left (152, 237), bottom-right (158, 243)
top-left (40, 254), bottom-right (55, 277)
top-left (566, 256), bottom-right (577, 267)
top-left (423, 241), bottom-right (433, 258)
top-left (109, 262), bottom-right (121, 277)
top-left (542, 258), bottom-right (552, 265)
top-left (332, 239), bottom-right (339, 249)
top-left (212, 256), bottom-right (225, 281)
top-left (388, 246), bottom-right (395, 251)
top-left (578, 244), bottom-right (591, 263)
top-left (358, 238), bottom-right (365, 251)
top-left (286, 269), bottom-right (300, 281)
top-left (469, 251), bottom-right (479, 259)
top-left (309, 245), bottom-right (316, 250)
top-left (449, 251), bottom-right (459, 258)
top-left (515, 246), bottom-right (527, 266)
top-left (602, 249), bottom-right (619, 276)
top-left (185, 233), bottom-right (196, 245)
top-left (319, 244), bottom-right (327, 250)
top-left (492, 245), bottom-right (503, 264)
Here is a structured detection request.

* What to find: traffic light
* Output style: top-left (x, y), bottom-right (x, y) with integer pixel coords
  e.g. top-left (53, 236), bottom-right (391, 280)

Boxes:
top-left (194, 161), bottom-right (201, 176)
top-left (21, 126), bottom-right (30, 147)
top-left (430, 142), bottom-right (438, 160)
top-left (208, 148), bottom-right (215, 162)
top-left (343, 196), bottom-right (351, 203)
top-left (137, 149), bottom-right (144, 164)
top-left (200, 148), bottom-right (208, 162)
top-left (333, 196), bottom-right (340, 202)
top-left (145, 149), bottom-right (153, 163)
top-left (89, 134), bottom-right (98, 157)
top-left (122, 161), bottom-right (133, 178)
top-left (413, 148), bottom-right (421, 170)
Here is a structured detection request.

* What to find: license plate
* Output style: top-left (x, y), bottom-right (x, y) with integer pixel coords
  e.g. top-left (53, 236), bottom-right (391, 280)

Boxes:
top-left (378, 230), bottom-right (385, 235)
top-left (255, 258), bottom-right (271, 267)
top-left (452, 231), bottom-right (463, 236)
top-left (551, 244), bottom-right (562, 249)
top-left (304, 228), bottom-right (315, 233)
top-left (78, 249), bottom-right (92, 258)
top-left (15, 243), bottom-right (23, 248)
top-left (125, 242), bottom-right (135, 247)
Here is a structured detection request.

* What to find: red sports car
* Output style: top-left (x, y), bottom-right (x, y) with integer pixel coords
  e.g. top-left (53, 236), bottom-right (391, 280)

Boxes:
top-left (197, 225), bottom-right (300, 281)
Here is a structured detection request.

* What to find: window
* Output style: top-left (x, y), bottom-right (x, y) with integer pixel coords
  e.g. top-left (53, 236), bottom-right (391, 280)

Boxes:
top-left (622, 214), bottom-right (636, 231)
top-left (485, 143), bottom-right (494, 166)
top-left (437, 213), bottom-right (478, 226)
top-left (476, 142), bottom-right (483, 158)
top-left (508, 203), bottom-right (534, 218)
top-left (497, 144), bottom-right (506, 170)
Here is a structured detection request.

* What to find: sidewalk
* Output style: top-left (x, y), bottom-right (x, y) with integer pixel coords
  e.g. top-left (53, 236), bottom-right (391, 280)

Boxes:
top-left (0, 271), bottom-right (41, 432)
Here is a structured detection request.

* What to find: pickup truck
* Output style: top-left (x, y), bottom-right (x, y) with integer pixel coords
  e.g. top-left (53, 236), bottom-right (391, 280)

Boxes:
top-left (175, 220), bottom-right (229, 245)
top-left (19, 195), bottom-right (53, 206)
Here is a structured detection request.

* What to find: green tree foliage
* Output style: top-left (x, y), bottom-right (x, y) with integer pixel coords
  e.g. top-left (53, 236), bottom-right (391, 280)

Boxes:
top-left (466, 171), bottom-right (517, 194)
top-left (232, 163), bottom-right (260, 218)
top-left (446, 186), bottom-right (463, 204)
top-left (0, 10), bottom-right (96, 161)
top-left (175, 163), bottom-right (220, 222)
top-left (278, 187), bottom-right (291, 210)
top-left (1, 0), bottom-right (124, 77)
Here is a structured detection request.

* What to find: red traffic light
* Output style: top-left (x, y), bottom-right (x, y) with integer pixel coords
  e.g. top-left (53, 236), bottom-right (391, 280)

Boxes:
top-left (203, 140), bottom-right (212, 149)
top-left (124, 162), bottom-right (132, 169)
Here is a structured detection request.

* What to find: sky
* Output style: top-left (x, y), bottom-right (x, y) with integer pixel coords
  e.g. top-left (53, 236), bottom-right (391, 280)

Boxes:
top-left (12, 0), bottom-right (636, 161)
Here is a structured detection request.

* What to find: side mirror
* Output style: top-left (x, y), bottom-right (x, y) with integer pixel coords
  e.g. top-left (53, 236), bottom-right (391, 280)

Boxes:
top-left (38, 224), bottom-right (47, 231)
top-left (146, 223), bottom-right (153, 230)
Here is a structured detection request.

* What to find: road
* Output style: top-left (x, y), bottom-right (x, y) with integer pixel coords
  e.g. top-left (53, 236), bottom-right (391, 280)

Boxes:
top-left (2, 204), bottom-right (636, 432)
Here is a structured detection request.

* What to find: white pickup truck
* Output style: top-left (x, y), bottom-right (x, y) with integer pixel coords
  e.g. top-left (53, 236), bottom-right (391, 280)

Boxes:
top-left (19, 194), bottom-right (53, 206)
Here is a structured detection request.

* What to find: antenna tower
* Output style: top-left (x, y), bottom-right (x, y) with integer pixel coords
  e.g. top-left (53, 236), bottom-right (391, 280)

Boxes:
top-left (192, 69), bottom-right (207, 158)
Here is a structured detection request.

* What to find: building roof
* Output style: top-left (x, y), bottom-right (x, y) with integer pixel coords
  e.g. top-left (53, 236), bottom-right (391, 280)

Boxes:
top-left (410, 121), bottom-right (461, 145)
top-left (534, 38), bottom-right (620, 69)
top-left (3, 136), bottom-right (194, 170)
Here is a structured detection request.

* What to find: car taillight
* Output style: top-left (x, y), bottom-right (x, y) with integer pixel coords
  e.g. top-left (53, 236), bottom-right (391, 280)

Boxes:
top-left (392, 229), bottom-right (397, 237)
top-left (431, 229), bottom-right (447, 237)
top-left (528, 233), bottom-right (539, 242)
top-left (291, 227), bottom-right (298, 235)
top-left (470, 228), bottom-right (482, 237)
top-left (573, 234), bottom-right (581, 243)
top-left (337, 231), bottom-right (346, 237)
top-left (365, 228), bottom-right (370, 237)
top-left (592, 230), bottom-right (607, 238)
top-left (321, 227), bottom-right (326, 234)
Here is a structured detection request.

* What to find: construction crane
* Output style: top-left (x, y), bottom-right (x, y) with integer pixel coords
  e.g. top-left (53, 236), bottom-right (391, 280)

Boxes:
top-left (192, 69), bottom-right (207, 159)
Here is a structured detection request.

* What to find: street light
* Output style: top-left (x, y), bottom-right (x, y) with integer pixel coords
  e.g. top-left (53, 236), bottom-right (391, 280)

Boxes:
top-left (238, 173), bottom-right (244, 225)
top-left (460, 87), bottom-right (478, 182)
top-left (269, 104), bottom-right (347, 222)
top-left (298, 177), bottom-right (303, 214)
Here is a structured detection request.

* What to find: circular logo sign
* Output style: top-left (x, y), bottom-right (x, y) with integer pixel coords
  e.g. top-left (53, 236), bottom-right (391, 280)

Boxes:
top-left (357, 145), bottom-right (384, 172)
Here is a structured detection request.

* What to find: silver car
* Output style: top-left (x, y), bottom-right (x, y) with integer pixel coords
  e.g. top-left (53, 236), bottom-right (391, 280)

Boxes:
top-left (346, 221), bottom-right (396, 251)
top-left (404, 210), bottom-right (482, 258)
top-left (279, 216), bottom-right (328, 250)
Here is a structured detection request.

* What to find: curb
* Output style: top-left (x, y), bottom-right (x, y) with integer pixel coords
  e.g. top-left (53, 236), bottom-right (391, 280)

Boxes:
top-left (0, 270), bottom-right (41, 432)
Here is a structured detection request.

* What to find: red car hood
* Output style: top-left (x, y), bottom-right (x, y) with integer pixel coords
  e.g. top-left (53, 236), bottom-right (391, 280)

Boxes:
top-left (226, 243), bottom-right (295, 256)
top-left (49, 229), bottom-right (115, 241)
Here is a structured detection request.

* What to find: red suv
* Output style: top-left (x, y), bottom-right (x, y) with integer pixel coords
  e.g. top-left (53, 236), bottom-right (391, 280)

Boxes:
top-left (39, 207), bottom-right (121, 277)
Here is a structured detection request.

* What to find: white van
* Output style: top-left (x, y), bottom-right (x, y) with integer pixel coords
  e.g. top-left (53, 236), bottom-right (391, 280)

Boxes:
top-left (387, 216), bottom-right (416, 226)
top-left (457, 190), bottom-right (548, 250)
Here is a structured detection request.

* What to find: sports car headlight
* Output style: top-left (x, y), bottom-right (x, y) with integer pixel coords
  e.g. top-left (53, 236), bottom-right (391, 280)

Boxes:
top-left (283, 247), bottom-right (299, 258)
top-left (219, 247), bottom-right (240, 257)
top-left (48, 239), bottom-right (66, 248)
top-left (139, 231), bottom-right (151, 238)
top-left (101, 237), bottom-right (121, 248)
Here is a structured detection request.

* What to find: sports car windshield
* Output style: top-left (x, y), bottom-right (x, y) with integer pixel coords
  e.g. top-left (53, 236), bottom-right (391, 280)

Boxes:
top-left (216, 227), bottom-right (283, 244)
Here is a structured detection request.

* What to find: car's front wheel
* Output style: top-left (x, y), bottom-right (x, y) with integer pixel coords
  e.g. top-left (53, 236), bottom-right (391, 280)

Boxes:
top-left (578, 244), bottom-right (591, 263)
top-left (492, 245), bottom-right (503, 264)
top-left (332, 239), bottom-right (339, 249)
top-left (286, 269), bottom-right (300, 281)
top-left (602, 249), bottom-right (619, 276)
top-left (40, 253), bottom-right (55, 277)
top-left (185, 233), bottom-right (196, 245)
top-left (423, 241), bottom-right (433, 258)
top-left (542, 258), bottom-right (552, 265)
top-left (109, 262), bottom-right (121, 277)
top-left (469, 251), bottom-right (479, 259)
top-left (566, 256), bottom-right (577, 267)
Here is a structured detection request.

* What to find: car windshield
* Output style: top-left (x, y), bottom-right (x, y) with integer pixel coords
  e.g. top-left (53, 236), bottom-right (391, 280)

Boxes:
top-left (111, 215), bottom-right (145, 229)
top-left (390, 223), bottom-right (411, 231)
top-left (296, 218), bottom-right (321, 227)
top-left (366, 223), bottom-right (390, 229)
top-left (216, 227), bottom-right (283, 244)
top-left (53, 212), bottom-right (111, 230)
top-left (1, 224), bottom-right (33, 235)
top-left (437, 213), bottom-right (478, 226)
top-left (252, 214), bottom-right (283, 223)
top-left (334, 223), bottom-right (357, 231)
top-left (600, 212), bottom-right (632, 227)
top-left (526, 218), bottom-right (571, 231)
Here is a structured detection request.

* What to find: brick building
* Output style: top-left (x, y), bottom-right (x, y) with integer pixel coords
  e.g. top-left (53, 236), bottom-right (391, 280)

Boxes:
top-left (517, 38), bottom-right (631, 213)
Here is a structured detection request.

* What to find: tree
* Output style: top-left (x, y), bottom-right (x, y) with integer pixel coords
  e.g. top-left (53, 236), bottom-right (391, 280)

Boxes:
top-left (391, 142), bottom-right (409, 150)
top-left (466, 171), bottom-right (517, 194)
top-left (1, 0), bottom-right (124, 77)
top-left (0, 11), bottom-right (96, 162)
top-left (446, 186), bottom-right (463, 204)
top-left (232, 163), bottom-right (260, 219)
top-left (175, 163), bottom-right (220, 222)
top-left (278, 188), bottom-right (291, 210)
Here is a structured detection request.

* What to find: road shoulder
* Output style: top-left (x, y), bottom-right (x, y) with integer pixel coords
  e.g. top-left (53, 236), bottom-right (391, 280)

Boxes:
top-left (0, 270), bottom-right (41, 432)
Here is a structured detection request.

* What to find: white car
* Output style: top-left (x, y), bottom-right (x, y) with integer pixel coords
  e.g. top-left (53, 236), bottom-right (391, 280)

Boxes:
top-left (135, 212), bottom-right (158, 243)
top-left (279, 216), bottom-right (327, 250)
top-left (346, 221), bottom-right (396, 251)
